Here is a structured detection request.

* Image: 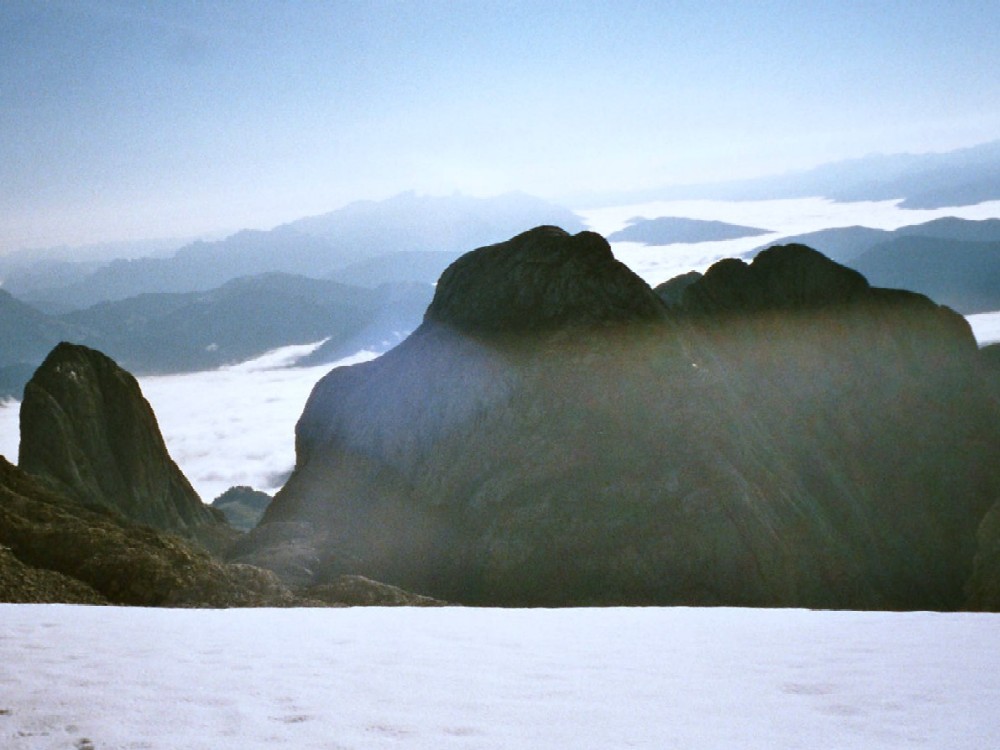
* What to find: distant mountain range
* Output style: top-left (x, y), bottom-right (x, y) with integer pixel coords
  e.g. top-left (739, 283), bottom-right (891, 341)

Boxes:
top-left (576, 139), bottom-right (1000, 210)
top-left (0, 273), bottom-right (434, 399)
top-left (753, 217), bottom-right (1000, 313)
top-left (607, 216), bottom-right (772, 245)
top-left (3, 169), bottom-right (1000, 400)
top-left (8, 192), bottom-right (583, 313)
top-left (0, 191), bottom-right (581, 397)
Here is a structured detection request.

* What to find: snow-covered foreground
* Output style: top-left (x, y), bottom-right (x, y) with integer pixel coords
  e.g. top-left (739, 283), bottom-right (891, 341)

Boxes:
top-left (1, 606), bottom-right (998, 750)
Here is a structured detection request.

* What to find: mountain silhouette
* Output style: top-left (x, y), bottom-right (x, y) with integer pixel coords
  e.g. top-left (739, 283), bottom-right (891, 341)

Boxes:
top-left (234, 228), bottom-right (1000, 609)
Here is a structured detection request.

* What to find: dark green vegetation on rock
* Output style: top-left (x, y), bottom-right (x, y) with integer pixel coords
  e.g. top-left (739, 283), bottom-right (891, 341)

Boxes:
top-left (236, 227), bottom-right (1000, 610)
top-left (608, 216), bottom-right (771, 245)
top-left (966, 343), bottom-right (1000, 610)
top-left (424, 226), bottom-right (668, 335)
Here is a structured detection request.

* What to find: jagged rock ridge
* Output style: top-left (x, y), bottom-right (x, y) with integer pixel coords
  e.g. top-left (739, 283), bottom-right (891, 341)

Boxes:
top-left (424, 225), bottom-right (668, 335)
top-left (237, 230), bottom-right (1000, 609)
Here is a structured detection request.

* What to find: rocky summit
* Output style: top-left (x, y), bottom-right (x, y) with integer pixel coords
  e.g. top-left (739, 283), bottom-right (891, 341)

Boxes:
top-left (235, 231), bottom-right (1000, 609)
top-left (423, 225), bottom-right (668, 335)
top-left (17, 342), bottom-right (231, 552)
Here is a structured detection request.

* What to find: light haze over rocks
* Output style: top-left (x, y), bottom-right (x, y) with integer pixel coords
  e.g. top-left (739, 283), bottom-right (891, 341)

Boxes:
top-left (235, 229), bottom-right (1000, 609)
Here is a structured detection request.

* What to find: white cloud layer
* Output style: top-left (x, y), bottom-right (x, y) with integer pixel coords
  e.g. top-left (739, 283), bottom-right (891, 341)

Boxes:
top-left (139, 347), bottom-right (380, 501)
top-left (582, 197), bottom-right (1000, 286)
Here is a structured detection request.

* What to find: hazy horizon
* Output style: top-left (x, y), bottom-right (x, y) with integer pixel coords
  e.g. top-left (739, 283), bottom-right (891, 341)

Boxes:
top-left (3, 1), bottom-right (999, 253)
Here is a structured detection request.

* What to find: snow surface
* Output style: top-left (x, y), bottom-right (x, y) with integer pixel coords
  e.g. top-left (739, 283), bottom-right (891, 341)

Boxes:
top-left (1, 604), bottom-right (998, 749)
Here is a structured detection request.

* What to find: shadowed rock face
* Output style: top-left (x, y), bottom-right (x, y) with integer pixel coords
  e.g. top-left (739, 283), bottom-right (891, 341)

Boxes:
top-left (235, 233), bottom-right (1000, 610)
top-left (0, 456), bottom-right (297, 606)
top-left (678, 243), bottom-right (871, 315)
top-left (965, 343), bottom-right (1000, 610)
top-left (424, 226), bottom-right (668, 335)
top-left (17, 342), bottom-right (225, 546)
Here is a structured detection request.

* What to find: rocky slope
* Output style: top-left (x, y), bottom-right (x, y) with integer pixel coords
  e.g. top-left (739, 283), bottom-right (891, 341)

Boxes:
top-left (235, 227), bottom-right (1000, 609)
top-left (3, 345), bottom-right (445, 607)
top-left (0, 456), bottom-right (299, 606)
top-left (17, 342), bottom-right (232, 552)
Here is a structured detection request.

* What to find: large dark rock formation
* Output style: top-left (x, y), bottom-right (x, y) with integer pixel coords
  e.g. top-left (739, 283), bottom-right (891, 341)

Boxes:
top-left (17, 342), bottom-right (230, 551)
top-left (965, 343), bottom-right (1000, 610)
top-left (235, 228), bottom-right (1000, 609)
top-left (2, 444), bottom-right (443, 607)
top-left (424, 225), bottom-right (668, 334)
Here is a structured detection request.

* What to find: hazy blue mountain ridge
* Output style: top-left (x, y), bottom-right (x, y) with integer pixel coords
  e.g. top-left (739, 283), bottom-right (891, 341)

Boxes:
top-left (608, 216), bottom-right (772, 245)
top-left (850, 237), bottom-right (1000, 314)
top-left (0, 273), bottom-right (434, 398)
top-left (16, 192), bottom-right (584, 313)
top-left (57, 273), bottom-right (432, 375)
top-left (574, 140), bottom-right (1000, 209)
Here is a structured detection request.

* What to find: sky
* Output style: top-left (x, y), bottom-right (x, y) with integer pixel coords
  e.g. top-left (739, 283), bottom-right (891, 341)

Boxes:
top-left (2, 0), bottom-right (999, 253)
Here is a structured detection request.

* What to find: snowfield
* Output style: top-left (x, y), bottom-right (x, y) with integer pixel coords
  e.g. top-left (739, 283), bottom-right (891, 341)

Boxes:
top-left (2, 605), bottom-right (998, 749)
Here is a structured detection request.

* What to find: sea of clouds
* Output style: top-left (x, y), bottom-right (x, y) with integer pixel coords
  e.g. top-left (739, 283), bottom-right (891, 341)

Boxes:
top-left (2, 197), bottom-right (1000, 501)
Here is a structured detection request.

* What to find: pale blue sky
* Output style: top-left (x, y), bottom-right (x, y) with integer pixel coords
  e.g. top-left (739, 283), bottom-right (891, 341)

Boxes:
top-left (2, 0), bottom-right (998, 252)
